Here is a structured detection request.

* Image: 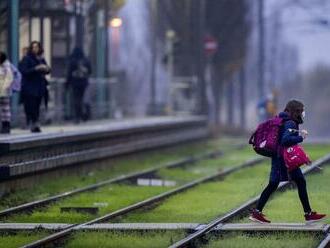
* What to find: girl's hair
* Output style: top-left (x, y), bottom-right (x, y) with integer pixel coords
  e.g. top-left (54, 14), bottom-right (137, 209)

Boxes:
top-left (28, 41), bottom-right (44, 55)
top-left (284, 99), bottom-right (304, 123)
top-left (0, 51), bottom-right (7, 64)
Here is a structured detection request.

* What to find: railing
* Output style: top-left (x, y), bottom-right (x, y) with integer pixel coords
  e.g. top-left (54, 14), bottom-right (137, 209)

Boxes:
top-left (49, 77), bottom-right (123, 122)
top-left (11, 73), bottom-right (199, 127)
top-left (12, 76), bottom-right (126, 127)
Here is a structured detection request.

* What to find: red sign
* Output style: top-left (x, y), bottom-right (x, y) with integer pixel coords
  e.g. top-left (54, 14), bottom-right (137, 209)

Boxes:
top-left (204, 35), bottom-right (218, 57)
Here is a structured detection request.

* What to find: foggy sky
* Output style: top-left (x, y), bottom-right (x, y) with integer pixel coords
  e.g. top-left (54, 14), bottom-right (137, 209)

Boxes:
top-left (267, 0), bottom-right (330, 71)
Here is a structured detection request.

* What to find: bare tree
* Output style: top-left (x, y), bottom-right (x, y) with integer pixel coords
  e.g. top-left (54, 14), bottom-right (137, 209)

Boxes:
top-left (205, 0), bottom-right (251, 126)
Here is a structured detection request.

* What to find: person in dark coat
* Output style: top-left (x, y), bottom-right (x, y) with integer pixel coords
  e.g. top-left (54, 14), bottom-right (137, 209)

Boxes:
top-left (66, 47), bottom-right (91, 123)
top-left (249, 99), bottom-right (326, 224)
top-left (19, 41), bottom-right (50, 133)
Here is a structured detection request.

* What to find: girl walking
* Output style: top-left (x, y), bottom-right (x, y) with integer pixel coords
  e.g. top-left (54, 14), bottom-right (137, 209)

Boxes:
top-left (250, 99), bottom-right (326, 224)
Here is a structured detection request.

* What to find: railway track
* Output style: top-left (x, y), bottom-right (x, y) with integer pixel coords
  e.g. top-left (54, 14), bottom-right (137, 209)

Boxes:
top-left (19, 155), bottom-right (264, 247)
top-left (7, 147), bottom-right (329, 247)
top-left (1, 222), bottom-right (328, 232)
top-left (318, 233), bottom-right (330, 248)
top-left (0, 144), bottom-right (246, 219)
top-left (169, 153), bottom-right (330, 248)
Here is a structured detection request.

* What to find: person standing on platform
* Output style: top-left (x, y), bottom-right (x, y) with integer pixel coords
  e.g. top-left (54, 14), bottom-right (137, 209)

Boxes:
top-left (66, 47), bottom-right (91, 123)
top-left (19, 41), bottom-right (50, 133)
top-left (0, 52), bottom-right (14, 134)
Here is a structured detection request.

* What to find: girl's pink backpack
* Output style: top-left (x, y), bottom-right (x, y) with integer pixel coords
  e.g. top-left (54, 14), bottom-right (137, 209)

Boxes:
top-left (283, 145), bottom-right (311, 172)
top-left (249, 116), bottom-right (283, 157)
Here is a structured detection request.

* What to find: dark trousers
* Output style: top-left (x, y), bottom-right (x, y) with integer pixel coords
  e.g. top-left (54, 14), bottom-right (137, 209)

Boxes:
top-left (72, 85), bottom-right (87, 122)
top-left (23, 95), bottom-right (42, 125)
top-left (256, 176), bottom-right (312, 213)
top-left (0, 96), bottom-right (11, 122)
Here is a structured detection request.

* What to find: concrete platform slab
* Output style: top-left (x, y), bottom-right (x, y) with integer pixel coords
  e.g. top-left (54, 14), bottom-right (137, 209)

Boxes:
top-left (0, 116), bottom-right (208, 182)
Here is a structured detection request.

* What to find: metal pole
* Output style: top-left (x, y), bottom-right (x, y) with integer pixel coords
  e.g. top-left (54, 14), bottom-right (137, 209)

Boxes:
top-left (197, 0), bottom-right (207, 115)
top-left (258, 0), bottom-right (265, 99)
top-left (40, 0), bottom-right (44, 45)
top-left (65, 14), bottom-right (71, 59)
top-left (167, 30), bottom-right (174, 113)
top-left (270, 10), bottom-right (280, 90)
top-left (239, 66), bottom-right (246, 129)
top-left (28, 14), bottom-right (32, 43)
top-left (104, 0), bottom-right (110, 77)
top-left (104, 0), bottom-right (111, 117)
top-left (149, 0), bottom-right (158, 115)
top-left (96, 6), bottom-right (106, 117)
top-left (8, 0), bottom-right (19, 66)
top-left (75, 0), bottom-right (84, 48)
top-left (205, 58), bottom-right (214, 122)
top-left (96, 7), bottom-right (105, 78)
top-left (227, 79), bottom-right (234, 125)
top-left (8, 0), bottom-right (20, 125)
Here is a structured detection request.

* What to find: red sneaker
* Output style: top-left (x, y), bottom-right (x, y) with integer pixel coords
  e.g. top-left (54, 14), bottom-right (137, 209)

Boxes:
top-left (305, 211), bottom-right (326, 224)
top-left (249, 209), bottom-right (271, 224)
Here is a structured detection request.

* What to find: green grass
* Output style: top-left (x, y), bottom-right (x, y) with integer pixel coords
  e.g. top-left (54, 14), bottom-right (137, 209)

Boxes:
top-left (65, 231), bottom-right (185, 248)
top-left (156, 167), bottom-right (202, 183)
top-left (155, 146), bottom-right (258, 183)
top-left (0, 137), bottom-right (240, 210)
top-left (117, 163), bottom-right (270, 223)
top-left (4, 146), bottom-right (256, 224)
top-left (0, 231), bottom-right (48, 248)
top-left (203, 232), bottom-right (321, 248)
top-left (302, 144), bottom-right (330, 161)
top-left (118, 145), bottom-right (330, 224)
top-left (5, 185), bottom-right (171, 223)
top-left (185, 146), bottom-right (258, 175)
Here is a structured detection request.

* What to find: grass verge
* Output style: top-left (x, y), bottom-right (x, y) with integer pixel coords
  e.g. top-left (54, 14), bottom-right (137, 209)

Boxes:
top-left (5, 185), bottom-right (170, 223)
top-left (4, 146), bottom-right (256, 224)
top-left (156, 146), bottom-right (256, 183)
top-left (65, 230), bottom-right (186, 248)
top-left (0, 137), bottom-right (240, 210)
top-left (116, 163), bottom-right (270, 223)
top-left (117, 145), bottom-right (330, 224)
top-left (0, 231), bottom-right (49, 248)
top-left (203, 232), bottom-right (322, 248)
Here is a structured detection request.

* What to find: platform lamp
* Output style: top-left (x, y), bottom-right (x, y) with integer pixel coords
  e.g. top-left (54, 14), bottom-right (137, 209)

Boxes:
top-left (107, 17), bottom-right (122, 118)
top-left (108, 17), bottom-right (122, 72)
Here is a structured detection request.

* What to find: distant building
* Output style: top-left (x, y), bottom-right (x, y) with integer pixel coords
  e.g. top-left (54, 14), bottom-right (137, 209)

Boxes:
top-left (0, 0), bottom-right (115, 77)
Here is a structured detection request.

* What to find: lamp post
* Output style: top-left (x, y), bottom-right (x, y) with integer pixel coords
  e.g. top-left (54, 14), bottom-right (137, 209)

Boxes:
top-left (109, 17), bottom-right (122, 71)
top-left (166, 29), bottom-right (175, 113)
top-left (8, 0), bottom-right (19, 66)
top-left (8, 0), bottom-right (20, 124)
top-left (105, 0), bottom-right (110, 77)
top-left (258, 0), bottom-right (265, 99)
top-left (40, 0), bottom-right (45, 46)
top-left (74, 0), bottom-right (84, 48)
top-left (106, 17), bottom-right (122, 118)
top-left (197, 0), bottom-right (207, 115)
top-left (239, 66), bottom-right (246, 129)
top-left (148, 0), bottom-right (158, 115)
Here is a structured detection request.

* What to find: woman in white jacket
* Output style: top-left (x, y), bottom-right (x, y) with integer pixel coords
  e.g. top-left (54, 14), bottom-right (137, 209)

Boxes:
top-left (0, 52), bottom-right (14, 134)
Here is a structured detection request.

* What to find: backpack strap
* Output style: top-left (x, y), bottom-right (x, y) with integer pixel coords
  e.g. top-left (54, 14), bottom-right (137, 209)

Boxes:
top-left (277, 118), bottom-right (292, 158)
